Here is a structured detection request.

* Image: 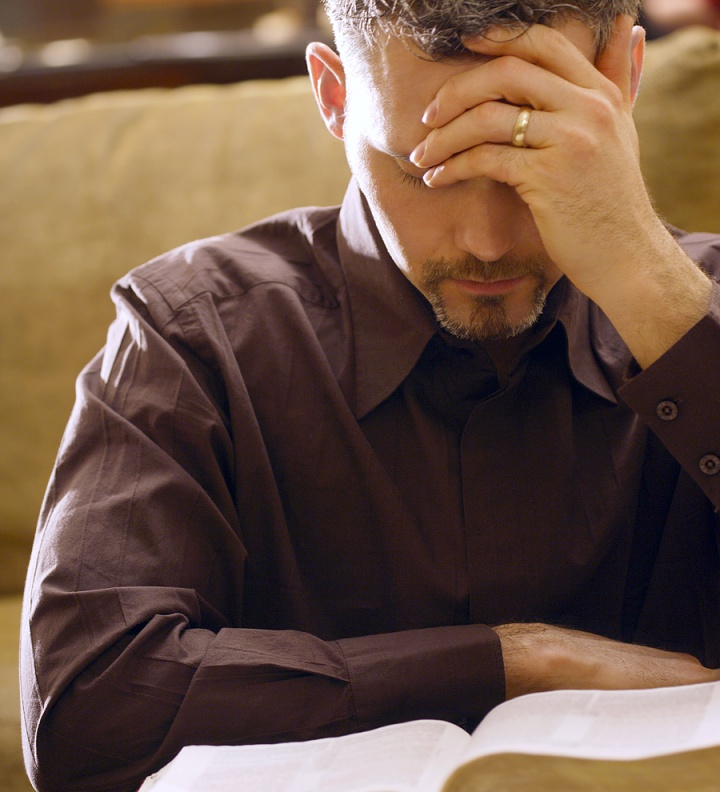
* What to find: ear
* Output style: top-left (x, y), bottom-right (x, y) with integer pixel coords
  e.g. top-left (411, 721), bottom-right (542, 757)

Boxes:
top-left (629, 25), bottom-right (646, 107)
top-left (306, 42), bottom-right (347, 141)
top-left (596, 16), bottom-right (645, 109)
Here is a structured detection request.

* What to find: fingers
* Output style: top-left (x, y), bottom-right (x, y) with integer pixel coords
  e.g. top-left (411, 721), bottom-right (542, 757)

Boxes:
top-left (461, 15), bottom-right (638, 100)
top-left (410, 102), bottom-right (547, 170)
top-left (415, 105), bottom-right (549, 190)
top-left (409, 52), bottom-right (566, 176)
top-left (421, 48), bottom-right (588, 132)
top-left (461, 23), bottom-right (601, 92)
top-left (422, 22), bottom-right (601, 132)
top-left (420, 144), bottom-right (528, 191)
top-left (410, 19), bottom-right (638, 186)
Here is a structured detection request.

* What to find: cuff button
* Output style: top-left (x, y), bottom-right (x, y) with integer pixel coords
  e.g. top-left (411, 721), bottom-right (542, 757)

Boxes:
top-left (656, 400), bottom-right (679, 421)
top-left (700, 454), bottom-right (720, 476)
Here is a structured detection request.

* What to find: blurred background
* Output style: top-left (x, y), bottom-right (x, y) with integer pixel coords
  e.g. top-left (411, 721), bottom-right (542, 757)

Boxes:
top-left (1, 1), bottom-right (720, 108)
top-left (642, 0), bottom-right (720, 35)
top-left (0, 0), bottom-right (329, 107)
top-left (2, 0), bottom-right (720, 109)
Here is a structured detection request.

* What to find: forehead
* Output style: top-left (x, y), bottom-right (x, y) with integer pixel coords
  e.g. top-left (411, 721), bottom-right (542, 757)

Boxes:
top-left (342, 21), bottom-right (596, 155)
top-left (345, 35), bottom-right (477, 154)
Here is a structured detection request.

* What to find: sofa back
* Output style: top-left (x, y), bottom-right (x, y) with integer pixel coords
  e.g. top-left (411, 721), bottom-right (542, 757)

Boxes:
top-left (634, 26), bottom-right (720, 233)
top-left (1, 27), bottom-right (719, 595)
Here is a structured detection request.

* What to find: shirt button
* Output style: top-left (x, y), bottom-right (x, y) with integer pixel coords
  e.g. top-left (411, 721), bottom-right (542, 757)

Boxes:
top-left (699, 454), bottom-right (720, 476)
top-left (656, 400), bottom-right (678, 421)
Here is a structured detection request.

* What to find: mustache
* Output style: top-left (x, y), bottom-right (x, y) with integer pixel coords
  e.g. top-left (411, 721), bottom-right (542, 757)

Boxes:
top-left (423, 253), bottom-right (550, 285)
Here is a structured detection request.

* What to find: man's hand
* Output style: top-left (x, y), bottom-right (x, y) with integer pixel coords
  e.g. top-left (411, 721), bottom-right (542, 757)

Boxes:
top-left (410, 16), bottom-right (712, 369)
top-left (495, 623), bottom-right (720, 699)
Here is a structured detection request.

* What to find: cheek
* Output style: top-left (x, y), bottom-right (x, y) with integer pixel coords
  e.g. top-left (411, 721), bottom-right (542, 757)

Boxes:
top-left (368, 186), bottom-right (443, 278)
top-left (341, 125), bottom-right (451, 275)
top-left (354, 166), bottom-right (443, 269)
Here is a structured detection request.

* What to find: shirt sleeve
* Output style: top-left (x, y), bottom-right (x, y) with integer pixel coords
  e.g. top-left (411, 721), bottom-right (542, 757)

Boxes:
top-left (619, 279), bottom-right (720, 508)
top-left (21, 281), bottom-right (504, 792)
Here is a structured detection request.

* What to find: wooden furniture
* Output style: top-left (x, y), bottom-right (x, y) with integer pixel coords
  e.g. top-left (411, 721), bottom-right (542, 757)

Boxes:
top-left (0, 29), bottom-right (324, 107)
top-left (0, 0), bottom-right (326, 108)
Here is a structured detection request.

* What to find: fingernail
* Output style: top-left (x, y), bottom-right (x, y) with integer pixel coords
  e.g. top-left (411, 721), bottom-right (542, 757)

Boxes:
top-left (422, 100), bottom-right (438, 126)
top-left (423, 165), bottom-right (442, 186)
top-left (409, 140), bottom-right (426, 165)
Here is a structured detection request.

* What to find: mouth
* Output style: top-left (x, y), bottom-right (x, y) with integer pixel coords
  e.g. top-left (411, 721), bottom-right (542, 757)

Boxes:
top-left (452, 275), bottom-right (529, 296)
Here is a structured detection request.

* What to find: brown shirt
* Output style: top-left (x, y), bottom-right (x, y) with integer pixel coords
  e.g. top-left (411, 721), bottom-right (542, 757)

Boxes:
top-left (22, 181), bottom-right (720, 792)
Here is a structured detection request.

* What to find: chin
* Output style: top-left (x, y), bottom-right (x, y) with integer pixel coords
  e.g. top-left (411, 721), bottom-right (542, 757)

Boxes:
top-left (434, 294), bottom-right (548, 342)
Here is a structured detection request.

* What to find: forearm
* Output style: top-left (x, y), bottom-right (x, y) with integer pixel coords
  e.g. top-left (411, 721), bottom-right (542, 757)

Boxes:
top-left (580, 219), bottom-right (712, 370)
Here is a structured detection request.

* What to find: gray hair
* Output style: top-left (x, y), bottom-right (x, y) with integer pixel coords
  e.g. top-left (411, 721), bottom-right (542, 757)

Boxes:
top-left (322, 0), bottom-right (641, 57)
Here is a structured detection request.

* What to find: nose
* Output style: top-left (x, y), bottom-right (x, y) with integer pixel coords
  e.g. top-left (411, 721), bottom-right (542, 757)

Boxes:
top-left (453, 179), bottom-right (527, 262)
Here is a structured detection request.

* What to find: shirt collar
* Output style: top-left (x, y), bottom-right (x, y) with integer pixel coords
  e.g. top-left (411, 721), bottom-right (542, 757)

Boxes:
top-left (554, 282), bottom-right (619, 405)
top-left (338, 180), bottom-right (437, 418)
top-left (336, 179), bottom-right (617, 419)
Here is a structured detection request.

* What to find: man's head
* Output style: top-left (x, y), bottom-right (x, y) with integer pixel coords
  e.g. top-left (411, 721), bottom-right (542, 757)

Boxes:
top-left (307, 2), bottom-right (643, 342)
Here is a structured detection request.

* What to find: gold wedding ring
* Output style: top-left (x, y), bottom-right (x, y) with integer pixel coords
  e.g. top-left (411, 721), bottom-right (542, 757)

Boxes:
top-left (511, 106), bottom-right (532, 148)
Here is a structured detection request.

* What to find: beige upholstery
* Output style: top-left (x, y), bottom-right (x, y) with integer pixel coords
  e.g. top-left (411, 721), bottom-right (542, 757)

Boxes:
top-left (1, 26), bottom-right (719, 791)
top-left (634, 26), bottom-right (720, 233)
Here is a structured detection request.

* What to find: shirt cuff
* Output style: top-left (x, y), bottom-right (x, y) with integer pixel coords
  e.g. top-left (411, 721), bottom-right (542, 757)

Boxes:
top-left (337, 623), bottom-right (504, 733)
top-left (620, 279), bottom-right (720, 506)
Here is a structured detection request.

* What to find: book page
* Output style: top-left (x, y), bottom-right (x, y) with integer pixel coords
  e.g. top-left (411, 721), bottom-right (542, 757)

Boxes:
top-left (140, 720), bottom-right (469, 792)
top-left (459, 680), bottom-right (720, 763)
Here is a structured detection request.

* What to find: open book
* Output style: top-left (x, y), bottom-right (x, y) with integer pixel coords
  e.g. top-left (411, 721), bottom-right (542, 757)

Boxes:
top-left (139, 680), bottom-right (720, 792)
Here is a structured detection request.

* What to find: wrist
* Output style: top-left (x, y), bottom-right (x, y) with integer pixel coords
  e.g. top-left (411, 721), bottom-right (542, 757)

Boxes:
top-left (580, 222), bottom-right (712, 369)
top-left (495, 623), bottom-right (571, 699)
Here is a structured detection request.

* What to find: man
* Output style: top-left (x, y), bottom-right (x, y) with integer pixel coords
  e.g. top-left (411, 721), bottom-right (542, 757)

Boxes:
top-left (21, 1), bottom-right (720, 790)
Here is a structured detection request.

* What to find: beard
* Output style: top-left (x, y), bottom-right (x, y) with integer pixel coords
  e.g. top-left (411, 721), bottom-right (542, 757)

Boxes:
top-left (420, 253), bottom-right (554, 342)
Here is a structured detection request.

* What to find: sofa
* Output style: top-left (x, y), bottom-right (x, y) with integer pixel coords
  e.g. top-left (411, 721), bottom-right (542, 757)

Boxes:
top-left (1, 25), bottom-right (719, 791)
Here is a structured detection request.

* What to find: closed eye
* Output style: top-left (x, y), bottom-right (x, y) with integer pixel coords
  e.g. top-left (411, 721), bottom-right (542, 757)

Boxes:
top-left (398, 167), bottom-right (429, 189)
